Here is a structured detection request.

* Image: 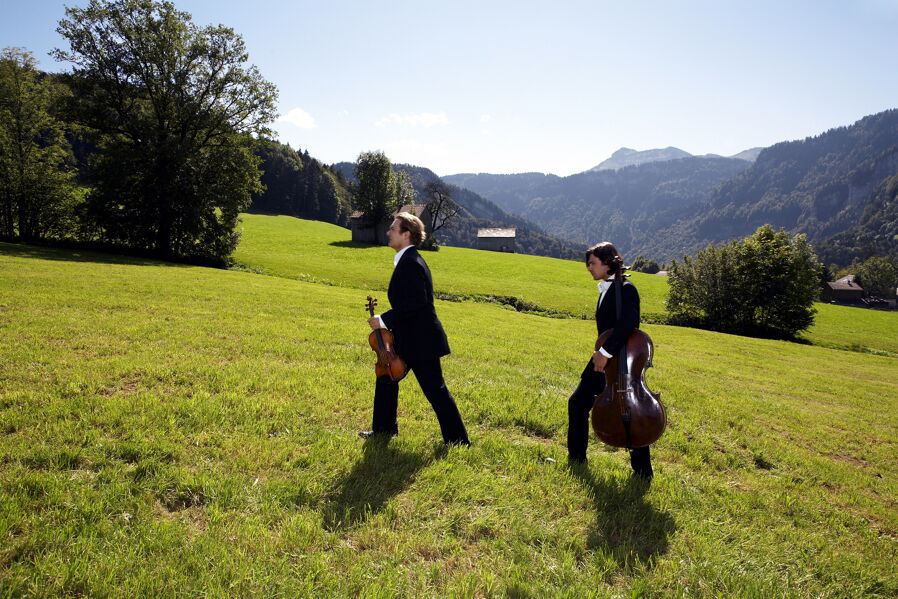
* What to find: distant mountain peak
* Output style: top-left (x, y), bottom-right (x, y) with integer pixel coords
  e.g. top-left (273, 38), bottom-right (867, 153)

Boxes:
top-left (609, 147), bottom-right (638, 157)
top-left (728, 147), bottom-right (764, 162)
top-left (589, 147), bottom-right (692, 172)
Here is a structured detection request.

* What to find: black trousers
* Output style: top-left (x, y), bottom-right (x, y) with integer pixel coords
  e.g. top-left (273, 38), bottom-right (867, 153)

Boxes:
top-left (568, 363), bottom-right (652, 475)
top-left (371, 356), bottom-right (469, 444)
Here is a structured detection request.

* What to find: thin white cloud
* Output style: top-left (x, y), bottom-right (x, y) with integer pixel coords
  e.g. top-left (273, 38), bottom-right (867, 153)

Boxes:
top-left (279, 107), bottom-right (316, 129)
top-left (375, 111), bottom-right (449, 128)
top-left (480, 114), bottom-right (492, 123)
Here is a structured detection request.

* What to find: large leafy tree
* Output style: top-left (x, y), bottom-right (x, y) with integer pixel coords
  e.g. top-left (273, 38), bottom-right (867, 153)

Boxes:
top-left (666, 225), bottom-right (822, 338)
top-left (0, 47), bottom-right (76, 241)
top-left (353, 150), bottom-right (398, 230)
top-left (54, 0), bottom-right (277, 262)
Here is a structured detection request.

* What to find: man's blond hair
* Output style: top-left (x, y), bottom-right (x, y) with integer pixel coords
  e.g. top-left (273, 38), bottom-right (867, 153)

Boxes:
top-left (395, 212), bottom-right (426, 246)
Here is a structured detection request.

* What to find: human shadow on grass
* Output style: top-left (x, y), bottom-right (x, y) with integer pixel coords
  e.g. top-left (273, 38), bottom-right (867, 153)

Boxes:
top-left (322, 436), bottom-right (434, 531)
top-left (569, 463), bottom-right (676, 569)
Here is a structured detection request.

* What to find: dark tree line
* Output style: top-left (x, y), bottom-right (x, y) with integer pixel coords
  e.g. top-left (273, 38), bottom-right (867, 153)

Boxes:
top-left (250, 140), bottom-right (352, 226)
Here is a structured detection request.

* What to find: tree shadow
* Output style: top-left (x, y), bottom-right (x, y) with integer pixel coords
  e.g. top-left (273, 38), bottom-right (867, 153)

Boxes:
top-left (0, 241), bottom-right (194, 268)
top-left (328, 240), bottom-right (383, 249)
top-left (322, 436), bottom-right (434, 531)
top-left (569, 463), bottom-right (676, 569)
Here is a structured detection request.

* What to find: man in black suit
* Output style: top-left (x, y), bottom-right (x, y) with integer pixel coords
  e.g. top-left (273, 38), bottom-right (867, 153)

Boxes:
top-left (567, 242), bottom-right (653, 478)
top-left (363, 212), bottom-right (470, 445)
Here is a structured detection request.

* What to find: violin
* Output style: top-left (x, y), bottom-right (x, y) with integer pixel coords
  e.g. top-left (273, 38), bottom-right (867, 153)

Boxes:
top-left (591, 280), bottom-right (666, 449)
top-left (365, 296), bottom-right (408, 382)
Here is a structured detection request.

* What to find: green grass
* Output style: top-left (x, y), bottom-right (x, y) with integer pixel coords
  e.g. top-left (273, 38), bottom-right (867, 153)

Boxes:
top-left (804, 302), bottom-right (898, 356)
top-left (1, 225), bottom-right (897, 597)
top-left (232, 213), bottom-right (671, 320)
top-left (234, 213), bottom-right (898, 356)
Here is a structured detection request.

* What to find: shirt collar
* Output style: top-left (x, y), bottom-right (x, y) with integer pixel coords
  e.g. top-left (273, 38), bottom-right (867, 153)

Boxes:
top-left (597, 274), bottom-right (615, 293)
top-left (393, 244), bottom-right (413, 268)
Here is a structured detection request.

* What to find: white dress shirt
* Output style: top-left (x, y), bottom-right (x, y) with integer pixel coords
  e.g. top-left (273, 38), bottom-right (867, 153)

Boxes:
top-left (597, 275), bottom-right (615, 358)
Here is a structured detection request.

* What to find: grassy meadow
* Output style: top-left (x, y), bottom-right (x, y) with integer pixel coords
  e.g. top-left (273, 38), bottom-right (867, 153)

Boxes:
top-left (233, 214), bottom-right (898, 356)
top-left (1, 216), bottom-right (897, 597)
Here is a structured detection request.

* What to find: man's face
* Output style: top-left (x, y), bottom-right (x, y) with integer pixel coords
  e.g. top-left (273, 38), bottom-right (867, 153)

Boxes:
top-left (587, 254), bottom-right (610, 280)
top-left (387, 218), bottom-right (411, 251)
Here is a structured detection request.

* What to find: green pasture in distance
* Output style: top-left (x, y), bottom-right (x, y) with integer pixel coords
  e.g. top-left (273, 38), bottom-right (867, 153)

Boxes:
top-left (233, 214), bottom-right (898, 356)
top-left (1, 242), bottom-right (896, 596)
top-left (804, 302), bottom-right (898, 356)
top-left (232, 213), bottom-right (670, 319)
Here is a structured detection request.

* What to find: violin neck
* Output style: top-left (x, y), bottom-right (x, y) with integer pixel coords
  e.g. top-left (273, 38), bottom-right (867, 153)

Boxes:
top-left (374, 329), bottom-right (386, 352)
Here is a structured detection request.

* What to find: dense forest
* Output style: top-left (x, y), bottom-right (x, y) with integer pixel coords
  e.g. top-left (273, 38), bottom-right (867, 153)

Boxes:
top-left (697, 109), bottom-right (898, 248)
top-left (815, 173), bottom-right (898, 265)
top-left (249, 140), bottom-right (353, 227)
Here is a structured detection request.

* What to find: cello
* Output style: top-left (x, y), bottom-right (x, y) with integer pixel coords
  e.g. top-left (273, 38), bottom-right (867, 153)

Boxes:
top-left (365, 296), bottom-right (408, 382)
top-left (591, 275), bottom-right (666, 448)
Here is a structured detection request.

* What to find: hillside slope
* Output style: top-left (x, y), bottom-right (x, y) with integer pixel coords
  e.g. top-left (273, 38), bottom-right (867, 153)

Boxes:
top-left (1, 238), bottom-right (896, 596)
top-left (232, 214), bottom-right (898, 356)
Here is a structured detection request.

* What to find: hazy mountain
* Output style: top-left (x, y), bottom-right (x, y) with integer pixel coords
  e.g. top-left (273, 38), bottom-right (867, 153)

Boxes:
top-left (588, 146), bottom-right (692, 171)
top-left (445, 110), bottom-right (898, 264)
top-left (729, 147), bottom-right (764, 162)
top-left (445, 156), bottom-right (751, 259)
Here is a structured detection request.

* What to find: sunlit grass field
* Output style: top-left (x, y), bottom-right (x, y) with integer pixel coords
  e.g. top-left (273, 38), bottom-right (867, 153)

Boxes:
top-left (233, 214), bottom-right (898, 356)
top-left (1, 218), bottom-right (897, 596)
top-left (232, 214), bottom-right (671, 320)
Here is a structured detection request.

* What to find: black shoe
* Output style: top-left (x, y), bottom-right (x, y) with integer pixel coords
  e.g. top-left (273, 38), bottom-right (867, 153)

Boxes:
top-left (358, 430), bottom-right (396, 439)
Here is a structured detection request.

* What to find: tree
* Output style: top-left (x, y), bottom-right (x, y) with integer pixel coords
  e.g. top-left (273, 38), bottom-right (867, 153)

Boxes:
top-left (854, 256), bottom-right (898, 298)
top-left (630, 255), bottom-right (660, 274)
top-left (0, 47), bottom-right (77, 241)
top-left (420, 180), bottom-right (461, 250)
top-left (54, 0), bottom-right (277, 262)
top-left (666, 225), bottom-right (822, 338)
top-left (394, 170), bottom-right (416, 208)
top-left (354, 150), bottom-right (398, 229)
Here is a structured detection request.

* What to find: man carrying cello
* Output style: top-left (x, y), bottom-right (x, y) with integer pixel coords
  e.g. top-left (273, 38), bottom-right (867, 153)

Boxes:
top-left (364, 212), bottom-right (470, 446)
top-left (567, 242), bottom-right (654, 479)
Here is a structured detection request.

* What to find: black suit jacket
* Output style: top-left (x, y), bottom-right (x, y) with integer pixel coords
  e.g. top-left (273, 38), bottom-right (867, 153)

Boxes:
top-left (581, 278), bottom-right (641, 380)
top-left (595, 278), bottom-right (641, 357)
top-left (380, 247), bottom-right (450, 362)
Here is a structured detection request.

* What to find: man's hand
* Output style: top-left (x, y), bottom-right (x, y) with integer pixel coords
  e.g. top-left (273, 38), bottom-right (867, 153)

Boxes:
top-left (592, 351), bottom-right (608, 372)
top-left (368, 316), bottom-right (384, 330)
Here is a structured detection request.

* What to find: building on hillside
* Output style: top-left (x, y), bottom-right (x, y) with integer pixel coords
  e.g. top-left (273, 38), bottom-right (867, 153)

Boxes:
top-left (655, 270), bottom-right (669, 277)
top-left (820, 275), bottom-right (865, 304)
top-left (350, 204), bottom-right (432, 245)
top-left (477, 228), bottom-right (516, 253)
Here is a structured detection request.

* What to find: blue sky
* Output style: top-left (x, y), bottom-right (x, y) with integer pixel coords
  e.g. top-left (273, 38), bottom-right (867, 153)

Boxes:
top-left (4, 0), bottom-right (898, 176)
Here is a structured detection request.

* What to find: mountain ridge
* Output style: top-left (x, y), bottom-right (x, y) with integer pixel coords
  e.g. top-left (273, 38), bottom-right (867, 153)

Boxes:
top-left (445, 109), bottom-right (898, 265)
